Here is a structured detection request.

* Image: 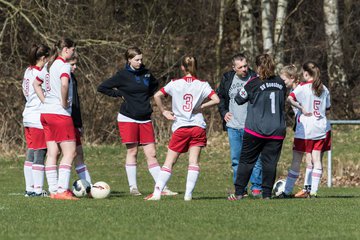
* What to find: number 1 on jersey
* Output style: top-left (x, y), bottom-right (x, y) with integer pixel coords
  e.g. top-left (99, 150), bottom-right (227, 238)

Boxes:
top-left (269, 92), bottom-right (275, 114)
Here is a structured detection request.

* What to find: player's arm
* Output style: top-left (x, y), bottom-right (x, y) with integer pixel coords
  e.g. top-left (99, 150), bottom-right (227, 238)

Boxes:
top-left (287, 95), bottom-right (312, 117)
top-left (97, 73), bottom-right (123, 97)
top-left (200, 91), bottom-right (220, 110)
top-left (33, 77), bottom-right (45, 103)
top-left (234, 85), bottom-right (249, 105)
top-left (61, 76), bottom-right (70, 108)
top-left (154, 90), bottom-right (175, 120)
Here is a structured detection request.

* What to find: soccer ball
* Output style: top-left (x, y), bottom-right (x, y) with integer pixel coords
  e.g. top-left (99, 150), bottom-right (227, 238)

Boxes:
top-left (72, 179), bottom-right (91, 197)
top-left (90, 181), bottom-right (111, 199)
top-left (272, 179), bottom-right (286, 197)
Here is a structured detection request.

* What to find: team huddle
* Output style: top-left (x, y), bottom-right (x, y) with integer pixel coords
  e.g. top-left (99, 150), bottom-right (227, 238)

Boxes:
top-left (22, 37), bottom-right (331, 201)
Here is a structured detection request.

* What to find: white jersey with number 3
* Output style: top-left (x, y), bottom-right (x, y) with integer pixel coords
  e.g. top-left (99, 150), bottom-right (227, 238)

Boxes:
top-left (160, 76), bottom-right (215, 132)
top-left (22, 66), bottom-right (45, 129)
top-left (290, 81), bottom-right (331, 140)
top-left (39, 57), bottom-right (73, 116)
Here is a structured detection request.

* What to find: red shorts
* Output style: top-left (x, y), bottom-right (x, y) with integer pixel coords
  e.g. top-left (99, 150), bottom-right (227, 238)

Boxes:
top-left (24, 127), bottom-right (46, 150)
top-left (293, 136), bottom-right (330, 153)
top-left (322, 131), bottom-right (331, 152)
top-left (168, 126), bottom-right (207, 153)
top-left (40, 114), bottom-right (76, 143)
top-left (75, 128), bottom-right (82, 146)
top-left (118, 121), bottom-right (155, 145)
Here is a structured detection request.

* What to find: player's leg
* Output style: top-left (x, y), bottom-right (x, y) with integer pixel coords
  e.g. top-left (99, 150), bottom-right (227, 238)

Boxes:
top-left (125, 143), bottom-right (141, 195)
top-left (74, 129), bottom-right (92, 184)
top-left (250, 156), bottom-right (263, 197)
top-left (23, 127), bottom-right (34, 196)
top-left (32, 149), bottom-right (47, 196)
top-left (284, 150), bottom-right (303, 195)
top-left (45, 140), bottom-right (59, 195)
top-left (184, 146), bottom-right (202, 201)
top-left (57, 141), bottom-right (77, 194)
top-left (310, 149), bottom-right (322, 197)
top-left (295, 153), bottom-right (312, 198)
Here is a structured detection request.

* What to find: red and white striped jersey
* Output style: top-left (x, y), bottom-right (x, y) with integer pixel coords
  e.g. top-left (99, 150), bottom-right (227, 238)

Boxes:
top-left (38, 57), bottom-right (73, 116)
top-left (160, 76), bottom-right (215, 132)
top-left (22, 66), bottom-right (44, 128)
top-left (290, 81), bottom-right (331, 140)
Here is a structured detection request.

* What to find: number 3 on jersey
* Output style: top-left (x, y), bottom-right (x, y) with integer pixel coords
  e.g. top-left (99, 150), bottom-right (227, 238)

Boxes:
top-left (183, 94), bottom-right (193, 112)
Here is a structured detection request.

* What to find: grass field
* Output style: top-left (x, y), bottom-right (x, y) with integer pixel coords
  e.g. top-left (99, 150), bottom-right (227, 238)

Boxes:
top-left (1, 126), bottom-right (360, 240)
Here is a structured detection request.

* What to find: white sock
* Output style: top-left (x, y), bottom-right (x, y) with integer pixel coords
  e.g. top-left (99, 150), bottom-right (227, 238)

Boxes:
top-left (153, 167), bottom-right (172, 197)
top-left (58, 164), bottom-right (72, 193)
top-left (24, 161), bottom-right (34, 192)
top-left (125, 164), bottom-right (137, 189)
top-left (284, 170), bottom-right (299, 194)
top-left (148, 163), bottom-right (160, 183)
top-left (32, 164), bottom-right (45, 194)
top-left (304, 165), bottom-right (313, 187)
top-left (45, 165), bottom-right (58, 194)
top-left (185, 165), bottom-right (200, 197)
top-left (310, 169), bottom-right (322, 194)
top-left (75, 164), bottom-right (92, 185)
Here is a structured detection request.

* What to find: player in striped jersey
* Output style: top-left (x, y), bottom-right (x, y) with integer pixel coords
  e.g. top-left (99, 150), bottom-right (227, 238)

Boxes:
top-left (34, 37), bottom-right (78, 200)
top-left (22, 44), bottom-right (50, 197)
top-left (145, 56), bottom-right (220, 201)
top-left (282, 61), bottom-right (331, 198)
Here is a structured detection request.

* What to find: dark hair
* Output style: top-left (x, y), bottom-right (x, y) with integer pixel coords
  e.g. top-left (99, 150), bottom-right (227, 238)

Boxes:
top-left (28, 44), bottom-right (50, 66)
top-left (124, 46), bottom-right (142, 62)
top-left (231, 53), bottom-right (246, 65)
top-left (68, 51), bottom-right (79, 62)
top-left (182, 56), bottom-right (197, 76)
top-left (255, 54), bottom-right (275, 80)
top-left (47, 37), bottom-right (76, 71)
top-left (302, 61), bottom-right (323, 97)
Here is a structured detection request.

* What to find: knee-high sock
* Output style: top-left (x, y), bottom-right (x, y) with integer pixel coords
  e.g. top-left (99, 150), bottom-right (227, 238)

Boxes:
top-left (284, 169), bottom-right (299, 194)
top-left (125, 164), bottom-right (137, 188)
top-left (185, 165), bottom-right (200, 197)
top-left (153, 166), bottom-right (172, 197)
top-left (32, 164), bottom-right (45, 194)
top-left (24, 161), bottom-right (34, 192)
top-left (310, 169), bottom-right (322, 194)
top-left (304, 165), bottom-right (313, 188)
top-left (75, 164), bottom-right (92, 184)
top-left (58, 164), bottom-right (72, 193)
top-left (148, 163), bottom-right (160, 183)
top-left (45, 165), bottom-right (58, 194)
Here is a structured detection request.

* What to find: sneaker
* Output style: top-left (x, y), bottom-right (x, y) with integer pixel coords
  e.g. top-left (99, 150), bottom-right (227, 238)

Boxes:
top-left (51, 190), bottom-right (79, 200)
top-left (184, 195), bottom-right (192, 201)
top-left (29, 190), bottom-right (49, 197)
top-left (161, 186), bottom-right (178, 196)
top-left (144, 193), bottom-right (160, 201)
top-left (251, 189), bottom-right (262, 198)
top-left (227, 194), bottom-right (244, 201)
top-left (295, 189), bottom-right (309, 198)
top-left (24, 191), bottom-right (35, 197)
top-left (130, 187), bottom-right (142, 196)
top-left (275, 192), bottom-right (294, 199)
top-left (308, 193), bottom-right (318, 198)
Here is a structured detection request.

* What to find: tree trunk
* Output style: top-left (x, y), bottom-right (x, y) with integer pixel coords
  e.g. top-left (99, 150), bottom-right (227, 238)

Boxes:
top-left (323, 0), bottom-right (354, 118)
top-left (215, 0), bottom-right (226, 84)
top-left (236, 0), bottom-right (257, 62)
top-left (261, 0), bottom-right (273, 54)
top-left (274, 0), bottom-right (288, 70)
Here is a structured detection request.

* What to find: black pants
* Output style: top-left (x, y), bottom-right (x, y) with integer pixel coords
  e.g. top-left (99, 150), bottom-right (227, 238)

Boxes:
top-left (234, 132), bottom-right (284, 198)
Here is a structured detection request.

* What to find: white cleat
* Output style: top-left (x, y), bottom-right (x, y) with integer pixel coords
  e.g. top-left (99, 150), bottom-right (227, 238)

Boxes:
top-left (130, 187), bottom-right (142, 196)
top-left (184, 195), bottom-right (192, 201)
top-left (144, 193), bottom-right (161, 201)
top-left (161, 186), bottom-right (178, 196)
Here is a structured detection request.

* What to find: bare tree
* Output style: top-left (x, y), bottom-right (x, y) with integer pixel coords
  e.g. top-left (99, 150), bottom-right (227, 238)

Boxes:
top-left (273, 0), bottom-right (288, 70)
top-left (215, 0), bottom-right (227, 83)
top-left (261, 0), bottom-right (273, 54)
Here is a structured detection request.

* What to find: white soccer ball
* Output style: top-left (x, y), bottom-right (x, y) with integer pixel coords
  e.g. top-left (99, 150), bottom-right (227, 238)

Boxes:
top-left (272, 179), bottom-right (286, 197)
top-left (72, 179), bottom-right (91, 197)
top-left (91, 181), bottom-right (111, 199)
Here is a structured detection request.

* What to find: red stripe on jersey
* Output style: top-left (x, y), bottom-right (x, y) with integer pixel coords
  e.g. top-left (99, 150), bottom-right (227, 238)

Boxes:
top-left (56, 57), bottom-right (67, 62)
top-left (35, 76), bottom-right (43, 83)
top-left (208, 90), bottom-right (216, 99)
top-left (300, 80), bottom-right (313, 86)
top-left (245, 128), bottom-right (285, 140)
top-left (60, 73), bottom-right (70, 79)
top-left (289, 92), bottom-right (297, 101)
top-left (30, 65), bottom-right (42, 71)
top-left (160, 87), bottom-right (168, 96)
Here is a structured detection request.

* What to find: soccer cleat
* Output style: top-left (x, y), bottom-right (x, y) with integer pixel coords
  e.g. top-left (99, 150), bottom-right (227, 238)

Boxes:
top-left (295, 189), bottom-right (309, 198)
top-left (129, 187), bottom-right (142, 196)
top-left (161, 186), bottom-right (178, 196)
top-left (29, 190), bottom-right (49, 197)
top-left (24, 191), bottom-right (35, 197)
top-left (275, 192), bottom-right (294, 199)
top-left (227, 194), bottom-right (244, 201)
top-left (51, 190), bottom-right (79, 200)
top-left (184, 195), bottom-right (192, 201)
top-left (308, 193), bottom-right (318, 198)
top-left (251, 189), bottom-right (262, 198)
top-left (144, 193), bottom-right (160, 201)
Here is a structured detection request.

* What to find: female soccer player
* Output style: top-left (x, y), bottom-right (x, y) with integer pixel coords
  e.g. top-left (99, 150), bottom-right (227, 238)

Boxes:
top-left (145, 55), bottom-right (220, 201)
top-left (34, 37), bottom-right (78, 200)
top-left (282, 61), bottom-right (331, 198)
top-left (68, 53), bottom-right (92, 184)
top-left (22, 43), bottom-right (50, 197)
top-left (97, 46), bottom-right (176, 196)
top-left (230, 54), bottom-right (287, 200)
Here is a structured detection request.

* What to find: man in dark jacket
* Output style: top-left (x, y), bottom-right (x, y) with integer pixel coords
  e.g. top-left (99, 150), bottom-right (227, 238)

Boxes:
top-left (216, 53), bottom-right (262, 197)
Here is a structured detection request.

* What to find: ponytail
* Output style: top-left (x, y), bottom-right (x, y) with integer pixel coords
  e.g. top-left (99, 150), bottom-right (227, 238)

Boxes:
top-left (28, 44), bottom-right (50, 66)
top-left (182, 56), bottom-right (197, 76)
top-left (47, 37), bottom-right (76, 71)
top-left (302, 61), bottom-right (323, 97)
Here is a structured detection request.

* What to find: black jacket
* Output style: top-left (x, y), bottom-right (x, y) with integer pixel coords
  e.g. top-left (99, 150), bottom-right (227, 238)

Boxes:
top-left (216, 69), bottom-right (257, 131)
top-left (97, 65), bottom-right (159, 121)
top-left (71, 73), bottom-right (82, 128)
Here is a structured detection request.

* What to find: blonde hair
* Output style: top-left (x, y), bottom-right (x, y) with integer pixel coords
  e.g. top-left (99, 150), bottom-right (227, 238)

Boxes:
top-left (280, 64), bottom-right (299, 84)
top-left (182, 56), bottom-right (197, 76)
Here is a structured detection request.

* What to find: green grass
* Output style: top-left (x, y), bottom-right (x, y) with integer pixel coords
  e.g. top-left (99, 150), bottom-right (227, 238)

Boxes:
top-left (1, 127), bottom-right (360, 240)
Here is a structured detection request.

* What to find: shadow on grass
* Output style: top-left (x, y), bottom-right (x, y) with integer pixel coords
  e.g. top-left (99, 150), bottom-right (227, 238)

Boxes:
top-left (109, 191), bottom-right (127, 198)
top-left (319, 195), bottom-right (360, 199)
